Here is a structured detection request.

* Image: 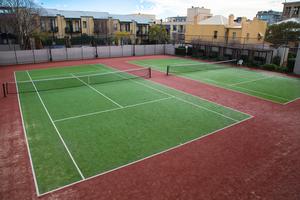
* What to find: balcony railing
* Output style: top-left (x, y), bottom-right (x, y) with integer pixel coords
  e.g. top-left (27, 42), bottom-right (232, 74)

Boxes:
top-left (136, 30), bottom-right (148, 36)
top-left (49, 26), bottom-right (58, 33)
top-left (65, 27), bottom-right (81, 34)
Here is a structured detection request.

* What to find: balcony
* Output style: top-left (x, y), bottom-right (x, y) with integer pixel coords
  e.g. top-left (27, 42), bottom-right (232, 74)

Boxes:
top-left (48, 26), bottom-right (58, 33)
top-left (136, 30), bottom-right (148, 36)
top-left (65, 27), bottom-right (81, 34)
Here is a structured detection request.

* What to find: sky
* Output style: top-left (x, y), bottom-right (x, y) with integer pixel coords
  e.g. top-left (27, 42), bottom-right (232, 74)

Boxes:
top-left (37, 0), bottom-right (286, 19)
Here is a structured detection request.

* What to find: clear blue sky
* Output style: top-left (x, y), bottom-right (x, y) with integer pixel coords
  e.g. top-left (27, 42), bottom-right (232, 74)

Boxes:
top-left (37, 0), bottom-right (284, 19)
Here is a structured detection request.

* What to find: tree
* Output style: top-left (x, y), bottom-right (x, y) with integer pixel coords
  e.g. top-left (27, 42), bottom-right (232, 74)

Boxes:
top-left (149, 24), bottom-right (169, 44)
top-left (114, 31), bottom-right (131, 45)
top-left (1, 0), bottom-right (42, 49)
top-left (265, 22), bottom-right (300, 47)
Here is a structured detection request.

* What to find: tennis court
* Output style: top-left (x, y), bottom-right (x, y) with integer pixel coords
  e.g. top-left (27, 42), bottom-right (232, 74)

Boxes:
top-left (10, 63), bottom-right (251, 195)
top-left (129, 58), bottom-right (300, 104)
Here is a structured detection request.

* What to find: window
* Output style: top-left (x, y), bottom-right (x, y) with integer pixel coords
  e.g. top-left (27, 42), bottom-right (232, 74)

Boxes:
top-left (258, 33), bottom-right (262, 40)
top-left (232, 32), bottom-right (237, 39)
top-left (213, 31), bottom-right (218, 39)
top-left (50, 18), bottom-right (56, 32)
top-left (294, 6), bottom-right (300, 15)
top-left (41, 20), bottom-right (46, 32)
top-left (285, 7), bottom-right (291, 16)
top-left (83, 21), bottom-right (87, 29)
top-left (179, 25), bottom-right (184, 33)
top-left (75, 21), bottom-right (80, 32)
top-left (173, 25), bottom-right (177, 31)
top-left (125, 24), bottom-right (130, 32)
top-left (114, 23), bottom-right (118, 31)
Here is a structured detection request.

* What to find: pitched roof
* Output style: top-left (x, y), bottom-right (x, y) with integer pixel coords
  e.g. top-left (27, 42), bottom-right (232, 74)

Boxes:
top-left (40, 8), bottom-right (153, 24)
top-left (199, 15), bottom-right (228, 25)
top-left (41, 9), bottom-right (109, 19)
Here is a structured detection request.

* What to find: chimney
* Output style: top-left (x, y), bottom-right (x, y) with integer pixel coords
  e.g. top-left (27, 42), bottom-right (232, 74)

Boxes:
top-left (241, 17), bottom-right (247, 23)
top-left (228, 14), bottom-right (234, 26)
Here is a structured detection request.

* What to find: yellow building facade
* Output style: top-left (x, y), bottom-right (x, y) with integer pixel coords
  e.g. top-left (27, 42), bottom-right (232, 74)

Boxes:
top-left (185, 14), bottom-right (267, 45)
top-left (39, 9), bottom-right (153, 44)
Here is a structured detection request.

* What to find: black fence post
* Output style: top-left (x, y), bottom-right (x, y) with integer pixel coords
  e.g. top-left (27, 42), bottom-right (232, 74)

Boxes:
top-left (14, 45), bottom-right (18, 65)
top-left (95, 44), bottom-right (98, 58)
top-left (32, 48), bottom-right (36, 64)
top-left (49, 46), bottom-right (53, 62)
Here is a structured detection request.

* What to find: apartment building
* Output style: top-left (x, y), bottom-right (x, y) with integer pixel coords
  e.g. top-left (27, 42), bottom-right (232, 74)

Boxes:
top-left (162, 6), bottom-right (212, 42)
top-left (38, 9), bottom-right (154, 44)
top-left (162, 16), bottom-right (187, 41)
top-left (282, 1), bottom-right (300, 20)
top-left (187, 6), bottom-right (213, 24)
top-left (185, 14), bottom-right (267, 46)
top-left (256, 10), bottom-right (282, 24)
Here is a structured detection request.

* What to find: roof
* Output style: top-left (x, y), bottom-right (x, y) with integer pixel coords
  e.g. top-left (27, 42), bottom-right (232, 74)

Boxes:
top-left (40, 8), bottom-right (153, 24)
top-left (283, 1), bottom-right (300, 4)
top-left (198, 15), bottom-right (241, 27)
top-left (199, 15), bottom-right (229, 25)
top-left (276, 18), bottom-right (300, 24)
top-left (111, 14), bottom-right (153, 24)
top-left (41, 9), bottom-right (109, 19)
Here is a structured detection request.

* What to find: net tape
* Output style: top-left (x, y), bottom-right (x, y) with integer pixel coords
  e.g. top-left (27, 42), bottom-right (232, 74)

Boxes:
top-left (7, 68), bottom-right (151, 94)
top-left (166, 59), bottom-right (237, 75)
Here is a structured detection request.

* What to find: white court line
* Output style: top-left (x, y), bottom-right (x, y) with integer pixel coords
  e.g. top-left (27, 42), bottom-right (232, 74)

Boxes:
top-left (114, 73), bottom-right (240, 122)
top-left (26, 71), bottom-right (85, 180)
top-left (130, 61), bottom-right (292, 105)
top-left (203, 78), bottom-right (289, 101)
top-left (14, 72), bottom-right (41, 196)
top-left (229, 76), bottom-right (274, 86)
top-left (230, 85), bottom-right (289, 101)
top-left (20, 64), bottom-right (104, 80)
top-left (54, 96), bottom-right (174, 122)
top-left (99, 64), bottom-right (252, 119)
top-left (283, 97), bottom-right (300, 105)
top-left (20, 65), bottom-right (253, 197)
top-left (17, 69), bottom-right (100, 81)
top-left (38, 114), bottom-right (253, 197)
top-left (71, 74), bottom-right (123, 108)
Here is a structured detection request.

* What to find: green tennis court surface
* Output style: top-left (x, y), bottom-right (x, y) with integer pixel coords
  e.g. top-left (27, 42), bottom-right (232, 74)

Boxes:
top-left (15, 64), bottom-right (250, 195)
top-left (129, 58), bottom-right (300, 104)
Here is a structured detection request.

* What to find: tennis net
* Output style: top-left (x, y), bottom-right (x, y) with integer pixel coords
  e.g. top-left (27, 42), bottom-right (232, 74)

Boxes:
top-left (166, 59), bottom-right (237, 75)
top-left (6, 67), bottom-right (151, 94)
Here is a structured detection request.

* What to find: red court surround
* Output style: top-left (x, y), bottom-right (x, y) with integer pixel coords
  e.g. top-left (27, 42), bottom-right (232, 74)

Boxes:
top-left (0, 55), bottom-right (299, 200)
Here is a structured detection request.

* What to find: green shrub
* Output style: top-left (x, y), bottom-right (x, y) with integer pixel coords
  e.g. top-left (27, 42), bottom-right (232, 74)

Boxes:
top-left (260, 64), bottom-right (277, 71)
top-left (247, 61), bottom-right (260, 68)
top-left (187, 47), bottom-right (193, 56)
top-left (175, 47), bottom-right (186, 56)
top-left (275, 65), bottom-right (288, 73)
top-left (287, 58), bottom-right (295, 73)
top-left (272, 56), bottom-right (281, 66)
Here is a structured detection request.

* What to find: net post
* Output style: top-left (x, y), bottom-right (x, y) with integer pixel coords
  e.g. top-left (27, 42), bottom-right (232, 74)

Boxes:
top-left (148, 67), bottom-right (152, 78)
top-left (3, 83), bottom-right (7, 97)
top-left (166, 65), bottom-right (170, 76)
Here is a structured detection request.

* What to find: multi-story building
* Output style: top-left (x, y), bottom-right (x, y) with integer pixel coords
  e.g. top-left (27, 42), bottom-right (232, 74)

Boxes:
top-left (256, 10), bottom-right (282, 24)
top-left (1, 8), bottom-right (154, 45)
top-left (282, 1), bottom-right (300, 20)
top-left (186, 6), bottom-right (213, 24)
top-left (162, 6), bottom-right (212, 42)
top-left (162, 16), bottom-right (187, 42)
top-left (185, 14), bottom-right (267, 46)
